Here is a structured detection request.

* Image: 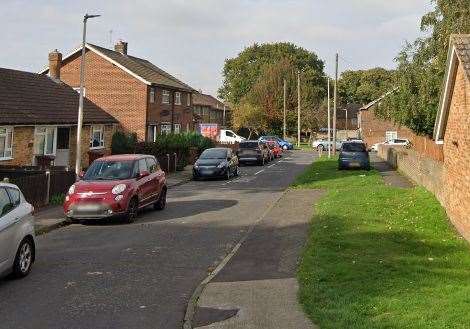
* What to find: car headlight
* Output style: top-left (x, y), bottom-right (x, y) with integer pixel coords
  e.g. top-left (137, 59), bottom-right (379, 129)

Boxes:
top-left (194, 162), bottom-right (199, 168)
top-left (111, 184), bottom-right (127, 195)
top-left (217, 161), bottom-right (228, 169)
top-left (68, 184), bottom-right (75, 195)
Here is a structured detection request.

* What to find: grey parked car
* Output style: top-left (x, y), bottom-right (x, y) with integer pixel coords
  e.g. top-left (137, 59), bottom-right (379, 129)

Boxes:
top-left (236, 140), bottom-right (270, 166)
top-left (0, 182), bottom-right (36, 279)
top-left (338, 142), bottom-right (370, 170)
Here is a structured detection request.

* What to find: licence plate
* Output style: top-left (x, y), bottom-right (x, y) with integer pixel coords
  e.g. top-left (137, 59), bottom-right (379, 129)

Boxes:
top-left (77, 204), bottom-right (100, 212)
top-left (349, 161), bottom-right (361, 168)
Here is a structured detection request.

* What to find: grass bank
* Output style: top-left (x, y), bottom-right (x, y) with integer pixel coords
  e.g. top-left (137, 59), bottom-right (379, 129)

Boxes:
top-left (292, 157), bottom-right (470, 329)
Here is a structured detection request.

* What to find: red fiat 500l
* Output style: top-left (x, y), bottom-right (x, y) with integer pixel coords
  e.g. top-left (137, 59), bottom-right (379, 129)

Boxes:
top-left (266, 141), bottom-right (283, 158)
top-left (64, 154), bottom-right (167, 223)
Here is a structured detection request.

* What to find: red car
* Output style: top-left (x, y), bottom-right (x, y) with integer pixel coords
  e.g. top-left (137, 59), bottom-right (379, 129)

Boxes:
top-left (64, 154), bottom-right (167, 223)
top-left (266, 141), bottom-right (283, 158)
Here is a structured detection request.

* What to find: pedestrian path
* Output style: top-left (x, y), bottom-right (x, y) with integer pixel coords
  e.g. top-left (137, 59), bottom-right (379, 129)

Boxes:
top-left (33, 165), bottom-right (193, 235)
top-left (370, 153), bottom-right (414, 188)
top-left (192, 189), bottom-right (323, 329)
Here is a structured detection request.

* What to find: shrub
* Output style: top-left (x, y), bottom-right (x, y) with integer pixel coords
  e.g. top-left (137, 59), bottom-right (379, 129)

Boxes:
top-left (111, 131), bottom-right (137, 154)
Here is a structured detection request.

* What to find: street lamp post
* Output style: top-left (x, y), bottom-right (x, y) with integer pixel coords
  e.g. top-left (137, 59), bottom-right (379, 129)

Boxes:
top-left (327, 77), bottom-right (331, 158)
top-left (342, 108), bottom-right (348, 132)
top-left (297, 70), bottom-right (301, 148)
top-left (75, 13), bottom-right (100, 176)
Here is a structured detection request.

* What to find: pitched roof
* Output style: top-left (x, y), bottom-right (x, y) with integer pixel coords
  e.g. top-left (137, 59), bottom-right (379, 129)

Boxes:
top-left (40, 43), bottom-right (194, 92)
top-left (433, 34), bottom-right (470, 142)
top-left (0, 67), bottom-right (117, 125)
top-left (360, 89), bottom-right (397, 111)
top-left (192, 92), bottom-right (227, 111)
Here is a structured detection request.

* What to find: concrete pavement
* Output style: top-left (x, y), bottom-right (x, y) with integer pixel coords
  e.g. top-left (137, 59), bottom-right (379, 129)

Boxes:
top-left (0, 151), bottom-right (316, 329)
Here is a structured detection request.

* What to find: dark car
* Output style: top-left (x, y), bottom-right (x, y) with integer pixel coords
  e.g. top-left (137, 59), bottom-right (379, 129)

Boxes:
top-left (338, 142), bottom-right (370, 170)
top-left (237, 141), bottom-right (269, 165)
top-left (193, 148), bottom-right (239, 180)
top-left (64, 154), bottom-right (167, 223)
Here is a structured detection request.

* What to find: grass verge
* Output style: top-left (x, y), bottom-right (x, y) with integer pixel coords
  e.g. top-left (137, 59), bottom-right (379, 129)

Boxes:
top-left (293, 157), bottom-right (470, 329)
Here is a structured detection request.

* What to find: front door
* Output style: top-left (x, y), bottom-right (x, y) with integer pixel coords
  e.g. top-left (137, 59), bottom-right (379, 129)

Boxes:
top-left (55, 127), bottom-right (70, 167)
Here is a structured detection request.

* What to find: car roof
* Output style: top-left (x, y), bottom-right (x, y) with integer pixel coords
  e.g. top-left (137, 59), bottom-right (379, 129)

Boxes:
top-left (202, 147), bottom-right (229, 151)
top-left (241, 140), bottom-right (260, 143)
top-left (0, 182), bottom-right (20, 189)
top-left (97, 154), bottom-right (152, 161)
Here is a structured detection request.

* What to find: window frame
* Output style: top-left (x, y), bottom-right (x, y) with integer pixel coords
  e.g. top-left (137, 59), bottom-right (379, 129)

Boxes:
top-left (0, 126), bottom-right (14, 160)
top-left (147, 125), bottom-right (158, 142)
top-left (161, 123), bottom-right (172, 135)
top-left (0, 187), bottom-right (14, 218)
top-left (174, 123), bottom-right (181, 134)
top-left (175, 92), bottom-right (182, 105)
top-left (149, 87), bottom-right (156, 103)
top-left (187, 93), bottom-right (191, 106)
top-left (162, 90), bottom-right (170, 104)
top-left (89, 125), bottom-right (105, 150)
top-left (34, 126), bottom-right (57, 156)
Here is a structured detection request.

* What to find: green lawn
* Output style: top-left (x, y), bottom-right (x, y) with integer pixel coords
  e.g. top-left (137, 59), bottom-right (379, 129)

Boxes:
top-left (292, 157), bottom-right (470, 329)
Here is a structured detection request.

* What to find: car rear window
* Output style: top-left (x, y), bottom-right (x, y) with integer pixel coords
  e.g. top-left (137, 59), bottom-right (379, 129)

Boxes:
top-left (240, 142), bottom-right (259, 149)
top-left (342, 143), bottom-right (367, 152)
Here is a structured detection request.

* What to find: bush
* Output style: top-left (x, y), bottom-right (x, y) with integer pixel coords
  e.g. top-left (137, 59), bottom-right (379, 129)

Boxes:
top-left (135, 132), bottom-right (215, 168)
top-left (111, 131), bottom-right (137, 154)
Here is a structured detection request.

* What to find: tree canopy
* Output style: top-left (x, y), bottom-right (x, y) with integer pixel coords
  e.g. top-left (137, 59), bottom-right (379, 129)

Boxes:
top-left (380, 0), bottom-right (470, 136)
top-left (219, 42), bottom-right (327, 135)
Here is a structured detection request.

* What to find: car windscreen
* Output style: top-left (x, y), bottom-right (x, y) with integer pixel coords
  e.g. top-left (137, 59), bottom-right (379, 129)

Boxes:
top-left (342, 143), bottom-right (367, 152)
top-left (200, 149), bottom-right (227, 159)
top-left (84, 160), bottom-right (136, 181)
top-left (240, 142), bottom-right (259, 149)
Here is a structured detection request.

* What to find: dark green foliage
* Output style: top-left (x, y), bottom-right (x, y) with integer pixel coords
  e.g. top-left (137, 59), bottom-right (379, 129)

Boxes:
top-left (381, 0), bottom-right (470, 136)
top-left (111, 131), bottom-right (137, 154)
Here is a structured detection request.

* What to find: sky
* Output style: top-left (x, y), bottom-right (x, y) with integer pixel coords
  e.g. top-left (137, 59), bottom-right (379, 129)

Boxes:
top-left (1, 0), bottom-right (434, 97)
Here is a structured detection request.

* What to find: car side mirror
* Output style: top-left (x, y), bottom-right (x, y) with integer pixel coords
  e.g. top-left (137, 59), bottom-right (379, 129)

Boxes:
top-left (139, 171), bottom-right (150, 179)
top-left (77, 171), bottom-right (85, 179)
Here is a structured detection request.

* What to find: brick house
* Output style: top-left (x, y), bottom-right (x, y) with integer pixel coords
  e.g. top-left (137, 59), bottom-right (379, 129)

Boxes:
top-left (193, 92), bottom-right (230, 127)
top-left (0, 67), bottom-right (118, 168)
top-left (336, 103), bottom-right (360, 131)
top-left (40, 41), bottom-right (195, 142)
top-left (358, 94), bottom-right (413, 147)
top-left (433, 34), bottom-right (470, 240)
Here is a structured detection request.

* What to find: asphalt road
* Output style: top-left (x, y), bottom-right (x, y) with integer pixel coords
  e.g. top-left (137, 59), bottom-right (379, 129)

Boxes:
top-left (0, 151), bottom-right (315, 329)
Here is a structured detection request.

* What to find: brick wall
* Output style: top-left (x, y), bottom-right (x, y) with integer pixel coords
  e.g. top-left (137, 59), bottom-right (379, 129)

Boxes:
top-left (1, 126), bottom-right (35, 166)
top-left (60, 50), bottom-right (148, 140)
top-left (441, 62), bottom-right (470, 240)
top-left (69, 124), bottom-right (115, 168)
top-left (376, 62), bottom-right (470, 241)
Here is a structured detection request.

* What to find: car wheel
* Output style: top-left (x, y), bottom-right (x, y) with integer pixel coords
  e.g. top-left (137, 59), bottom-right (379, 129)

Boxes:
top-left (154, 188), bottom-right (167, 210)
top-left (193, 175), bottom-right (199, 181)
top-left (235, 166), bottom-right (240, 176)
top-left (317, 145), bottom-right (324, 152)
top-left (125, 197), bottom-right (138, 223)
top-left (226, 168), bottom-right (231, 180)
top-left (13, 238), bottom-right (34, 278)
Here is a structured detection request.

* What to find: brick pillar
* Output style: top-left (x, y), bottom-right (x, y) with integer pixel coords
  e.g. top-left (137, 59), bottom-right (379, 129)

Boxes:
top-left (48, 50), bottom-right (62, 81)
top-left (114, 41), bottom-right (128, 55)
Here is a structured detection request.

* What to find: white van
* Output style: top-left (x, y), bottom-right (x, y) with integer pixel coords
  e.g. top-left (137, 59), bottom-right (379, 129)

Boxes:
top-left (219, 129), bottom-right (245, 144)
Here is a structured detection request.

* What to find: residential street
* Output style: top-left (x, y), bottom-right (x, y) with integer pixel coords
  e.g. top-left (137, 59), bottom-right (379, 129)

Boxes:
top-left (0, 151), bottom-right (315, 329)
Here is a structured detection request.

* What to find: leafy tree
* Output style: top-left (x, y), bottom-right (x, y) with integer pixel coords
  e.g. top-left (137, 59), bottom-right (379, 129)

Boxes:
top-left (232, 100), bottom-right (268, 139)
top-left (338, 68), bottom-right (394, 105)
top-left (381, 0), bottom-right (470, 136)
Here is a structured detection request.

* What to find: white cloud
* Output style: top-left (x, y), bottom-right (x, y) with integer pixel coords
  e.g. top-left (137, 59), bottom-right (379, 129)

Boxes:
top-left (0, 0), bottom-right (431, 95)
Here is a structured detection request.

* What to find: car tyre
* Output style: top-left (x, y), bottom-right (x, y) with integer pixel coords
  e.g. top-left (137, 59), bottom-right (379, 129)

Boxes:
top-left (154, 188), bottom-right (167, 210)
top-left (226, 168), bottom-right (231, 180)
top-left (13, 238), bottom-right (34, 278)
top-left (235, 166), bottom-right (240, 177)
top-left (125, 197), bottom-right (138, 223)
top-left (317, 145), bottom-right (324, 152)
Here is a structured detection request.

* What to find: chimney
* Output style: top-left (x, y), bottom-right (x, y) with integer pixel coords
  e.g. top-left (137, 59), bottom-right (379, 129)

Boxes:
top-left (114, 40), bottom-right (128, 55)
top-left (48, 49), bottom-right (62, 81)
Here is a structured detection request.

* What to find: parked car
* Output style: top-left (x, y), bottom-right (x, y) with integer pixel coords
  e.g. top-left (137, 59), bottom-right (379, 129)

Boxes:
top-left (64, 154), bottom-right (167, 223)
top-left (193, 148), bottom-right (239, 180)
top-left (311, 138), bottom-right (342, 151)
top-left (371, 138), bottom-right (410, 152)
top-left (259, 136), bottom-right (293, 150)
top-left (237, 140), bottom-right (270, 165)
top-left (338, 142), bottom-right (370, 170)
top-left (219, 129), bottom-right (246, 143)
top-left (266, 140), bottom-right (283, 158)
top-left (0, 182), bottom-right (36, 279)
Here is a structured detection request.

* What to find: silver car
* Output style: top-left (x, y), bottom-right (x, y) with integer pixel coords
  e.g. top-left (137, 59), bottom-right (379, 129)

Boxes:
top-left (0, 182), bottom-right (36, 278)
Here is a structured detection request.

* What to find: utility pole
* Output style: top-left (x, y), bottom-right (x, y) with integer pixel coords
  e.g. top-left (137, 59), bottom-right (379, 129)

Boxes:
top-left (297, 71), bottom-right (301, 148)
top-left (327, 77), bottom-right (331, 158)
top-left (283, 78), bottom-right (287, 140)
top-left (223, 104), bottom-right (226, 127)
top-left (333, 53), bottom-right (338, 155)
top-left (75, 13), bottom-right (100, 176)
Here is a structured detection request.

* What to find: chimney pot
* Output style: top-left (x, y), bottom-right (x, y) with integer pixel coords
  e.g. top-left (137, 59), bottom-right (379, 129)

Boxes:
top-left (48, 49), bottom-right (62, 81)
top-left (115, 40), bottom-right (128, 55)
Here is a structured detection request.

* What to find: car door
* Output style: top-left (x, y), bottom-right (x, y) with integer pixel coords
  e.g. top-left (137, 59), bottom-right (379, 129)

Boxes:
top-left (145, 157), bottom-right (162, 202)
top-left (0, 187), bottom-right (17, 272)
top-left (137, 159), bottom-right (153, 206)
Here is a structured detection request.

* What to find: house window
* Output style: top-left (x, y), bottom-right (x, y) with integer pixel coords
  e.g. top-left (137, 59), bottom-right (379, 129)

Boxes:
top-left (175, 92), bottom-right (181, 105)
top-left (161, 123), bottom-right (172, 135)
top-left (174, 124), bottom-right (181, 134)
top-left (385, 131), bottom-right (397, 142)
top-left (34, 126), bottom-right (56, 156)
top-left (150, 88), bottom-right (156, 103)
top-left (147, 125), bottom-right (157, 142)
top-left (90, 125), bottom-right (105, 149)
top-left (0, 127), bottom-right (13, 160)
top-left (73, 87), bottom-right (86, 97)
top-left (187, 93), bottom-right (191, 106)
top-left (162, 90), bottom-right (170, 104)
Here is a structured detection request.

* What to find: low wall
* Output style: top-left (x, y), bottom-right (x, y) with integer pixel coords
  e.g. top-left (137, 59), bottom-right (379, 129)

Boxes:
top-left (378, 145), bottom-right (444, 200)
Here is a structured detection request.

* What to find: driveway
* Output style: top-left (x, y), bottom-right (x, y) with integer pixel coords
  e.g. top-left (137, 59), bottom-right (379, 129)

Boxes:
top-left (0, 151), bottom-right (315, 329)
